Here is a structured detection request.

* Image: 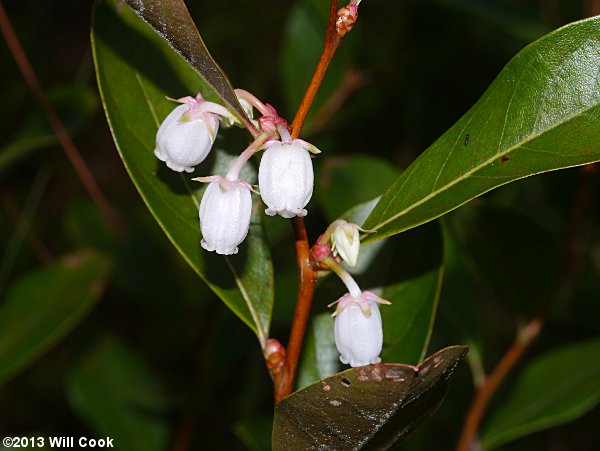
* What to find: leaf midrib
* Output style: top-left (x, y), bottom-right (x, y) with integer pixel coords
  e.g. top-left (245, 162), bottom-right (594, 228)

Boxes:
top-left (370, 100), bottom-right (600, 234)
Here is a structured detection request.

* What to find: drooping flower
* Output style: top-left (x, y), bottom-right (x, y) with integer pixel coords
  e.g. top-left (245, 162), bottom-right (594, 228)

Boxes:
top-left (258, 139), bottom-right (319, 218)
top-left (331, 291), bottom-right (390, 367)
top-left (197, 177), bottom-right (253, 255)
top-left (331, 221), bottom-right (361, 267)
top-left (155, 95), bottom-right (229, 173)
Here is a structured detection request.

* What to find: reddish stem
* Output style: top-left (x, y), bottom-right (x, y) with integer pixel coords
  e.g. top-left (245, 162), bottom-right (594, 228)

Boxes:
top-left (271, 0), bottom-right (349, 403)
top-left (455, 317), bottom-right (543, 451)
top-left (273, 217), bottom-right (318, 403)
top-left (0, 3), bottom-right (122, 237)
top-left (290, 0), bottom-right (341, 139)
top-left (455, 163), bottom-right (596, 451)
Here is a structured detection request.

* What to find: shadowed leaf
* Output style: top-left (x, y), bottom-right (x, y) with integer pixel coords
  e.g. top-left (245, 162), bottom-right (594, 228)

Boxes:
top-left (67, 336), bottom-right (169, 451)
top-left (481, 339), bottom-right (600, 450)
top-left (274, 346), bottom-right (468, 450)
top-left (447, 204), bottom-right (560, 319)
top-left (0, 251), bottom-right (111, 385)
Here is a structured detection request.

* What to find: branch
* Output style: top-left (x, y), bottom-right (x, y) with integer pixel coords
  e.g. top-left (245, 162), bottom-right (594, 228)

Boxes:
top-left (273, 217), bottom-right (318, 403)
top-left (271, 0), bottom-right (360, 403)
top-left (310, 68), bottom-right (369, 134)
top-left (0, 2), bottom-right (122, 237)
top-left (455, 163), bottom-right (596, 451)
top-left (455, 317), bottom-right (542, 451)
top-left (290, 0), bottom-right (341, 139)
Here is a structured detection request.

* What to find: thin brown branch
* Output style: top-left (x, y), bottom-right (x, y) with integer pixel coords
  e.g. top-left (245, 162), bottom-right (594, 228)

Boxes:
top-left (456, 317), bottom-right (543, 451)
top-left (273, 217), bottom-right (318, 403)
top-left (1, 190), bottom-right (54, 265)
top-left (271, 0), bottom-right (354, 403)
top-left (290, 0), bottom-right (341, 139)
top-left (456, 163), bottom-right (596, 451)
top-left (0, 2), bottom-right (122, 237)
top-left (585, 0), bottom-right (600, 16)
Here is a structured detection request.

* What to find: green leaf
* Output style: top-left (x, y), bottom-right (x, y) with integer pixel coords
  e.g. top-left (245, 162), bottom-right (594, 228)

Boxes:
top-left (0, 251), bottom-right (111, 385)
top-left (121, 0), bottom-right (251, 128)
top-left (447, 204), bottom-right (560, 319)
top-left (91, 0), bottom-right (273, 343)
top-left (0, 84), bottom-right (98, 174)
top-left (273, 346), bottom-right (468, 450)
top-left (363, 16), bottom-right (600, 243)
top-left (67, 336), bottom-right (169, 451)
top-left (438, 220), bottom-right (485, 385)
top-left (481, 339), bottom-right (600, 450)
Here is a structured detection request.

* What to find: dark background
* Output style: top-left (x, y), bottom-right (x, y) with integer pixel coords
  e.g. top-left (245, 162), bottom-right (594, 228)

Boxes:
top-left (0, 0), bottom-right (598, 449)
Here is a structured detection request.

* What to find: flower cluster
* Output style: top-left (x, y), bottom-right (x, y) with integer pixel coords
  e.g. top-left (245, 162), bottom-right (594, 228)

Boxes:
top-left (154, 90), bottom-right (320, 255)
top-left (155, 89), bottom-right (386, 368)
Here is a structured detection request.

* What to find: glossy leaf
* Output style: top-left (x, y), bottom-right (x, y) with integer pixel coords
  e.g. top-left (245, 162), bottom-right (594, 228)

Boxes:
top-left (67, 336), bottom-right (169, 451)
top-left (91, 0), bottom-right (273, 343)
top-left (0, 251), bottom-right (111, 385)
top-left (273, 345), bottom-right (468, 450)
top-left (121, 0), bottom-right (252, 129)
top-left (363, 16), bottom-right (600, 243)
top-left (481, 339), bottom-right (600, 449)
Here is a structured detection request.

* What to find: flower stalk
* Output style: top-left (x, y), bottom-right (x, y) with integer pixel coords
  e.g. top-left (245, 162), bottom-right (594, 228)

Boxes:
top-left (272, 0), bottom-right (360, 403)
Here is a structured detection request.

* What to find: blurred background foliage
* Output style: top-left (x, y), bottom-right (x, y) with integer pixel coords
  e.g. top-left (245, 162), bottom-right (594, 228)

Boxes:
top-left (0, 0), bottom-right (598, 450)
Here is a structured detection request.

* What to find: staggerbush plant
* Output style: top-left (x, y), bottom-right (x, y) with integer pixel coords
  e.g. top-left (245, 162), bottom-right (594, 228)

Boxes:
top-left (89, 0), bottom-right (600, 448)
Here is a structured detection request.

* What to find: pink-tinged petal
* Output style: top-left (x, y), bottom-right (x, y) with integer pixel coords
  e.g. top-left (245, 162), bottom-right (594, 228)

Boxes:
top-left (334, 298), bottom-right (383, 367)
top-left (155, 103), bottom-right (217, 173)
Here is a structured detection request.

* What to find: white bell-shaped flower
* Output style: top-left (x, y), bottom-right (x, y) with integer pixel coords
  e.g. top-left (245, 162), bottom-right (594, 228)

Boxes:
top-left (332, 291), bottom-right (390, 367)
top-left (198, 178), bottom-right (252, 255)
top-left (155, 103), bottom-right (218, 173)
top-left (258, 140), bottom-right (315, 218)
top-left (331, 221), bottom-right (362, 267)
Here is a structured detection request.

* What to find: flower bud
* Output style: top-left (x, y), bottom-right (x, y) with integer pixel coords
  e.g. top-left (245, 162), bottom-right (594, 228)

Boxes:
top-left (199, 179), bottom-right (252, 255)
top-left (332, 291), bottom-right (390, 367)
top-left (258, 140), bottom-right (314, 218)
top-left (155, 103), bottom-right (218, 173)
top-left (331, 221), bottom-right (361, 267)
